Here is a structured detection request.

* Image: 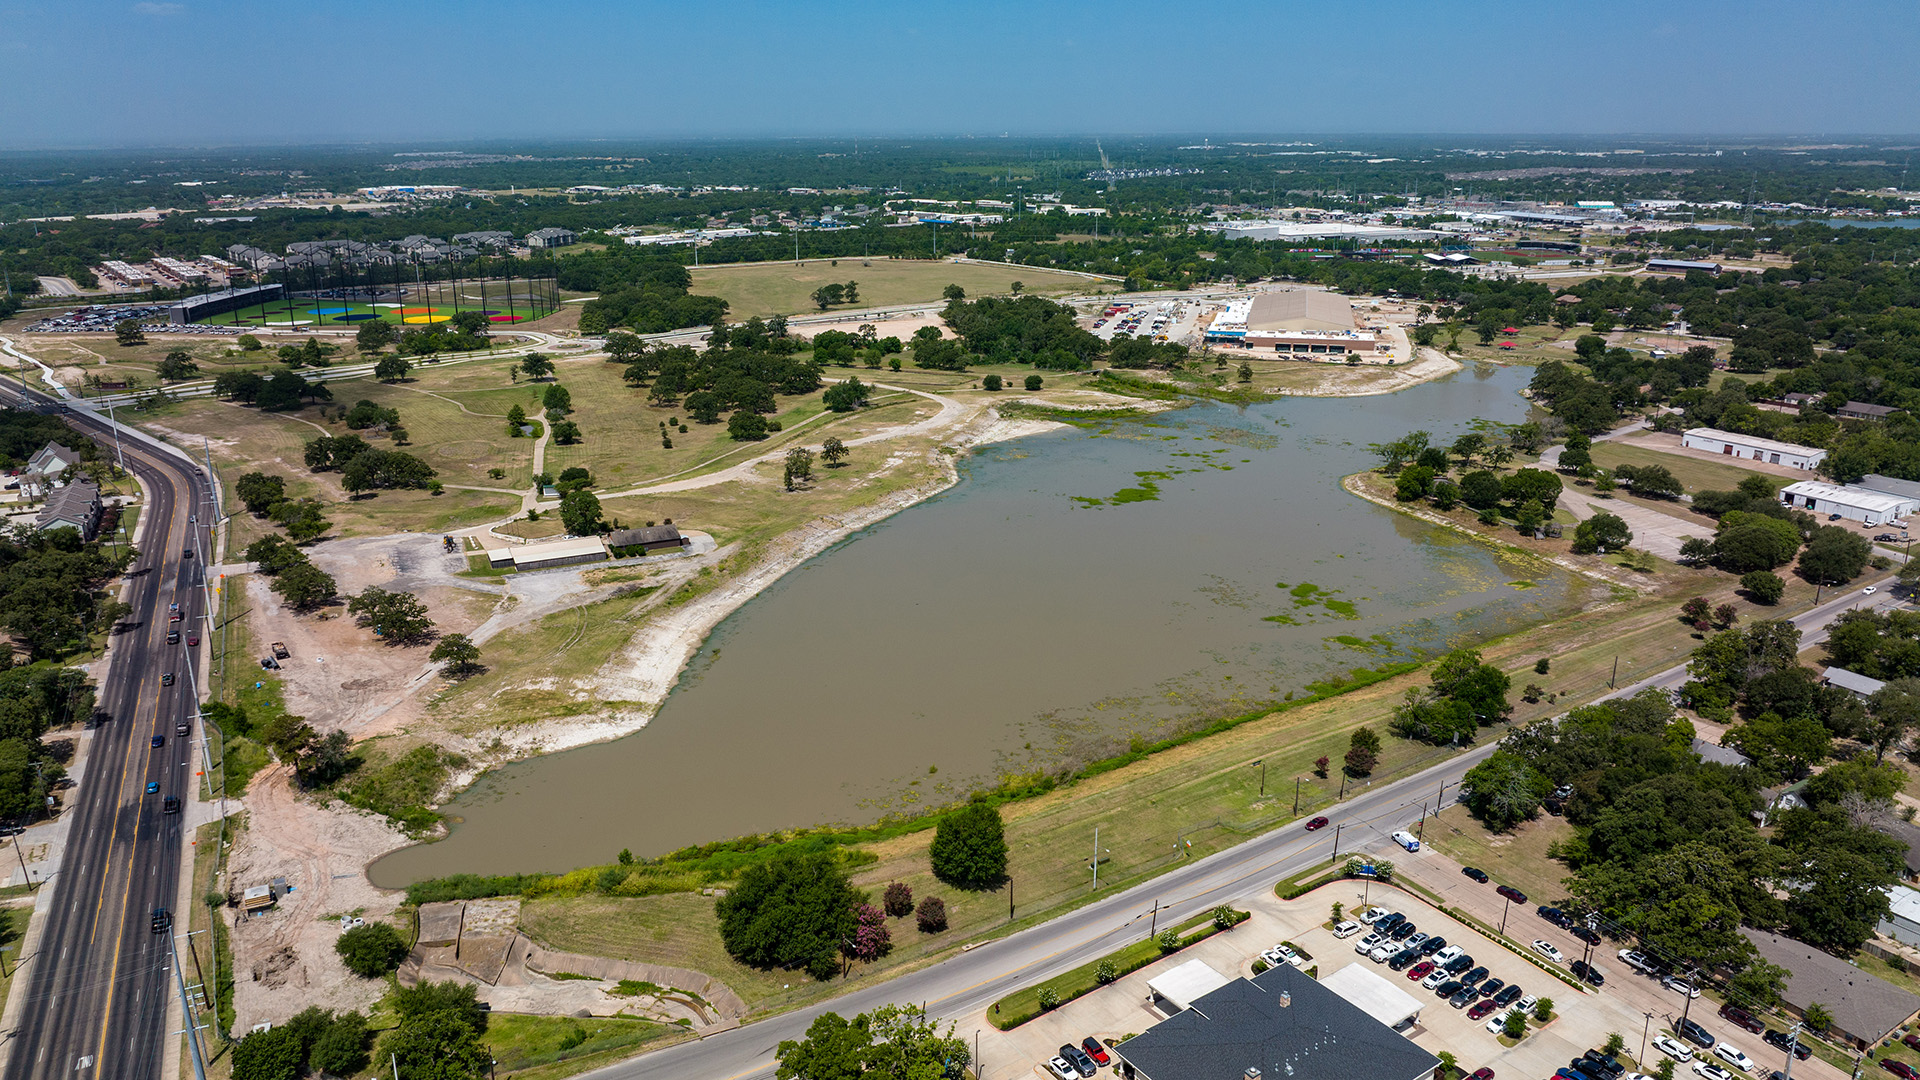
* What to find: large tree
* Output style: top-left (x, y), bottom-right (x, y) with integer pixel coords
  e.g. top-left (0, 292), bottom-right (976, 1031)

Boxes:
top-left (929, 801), bottom-right (1008, 891)
top-left (1461, 750), bottom-right (1550, 831)
top-left (1572, 512), bottom-right (1632, 555)
top-left (775, 1005), bottom-right (969, 1080)
top-left (715, 850), bottom-right (861, 978)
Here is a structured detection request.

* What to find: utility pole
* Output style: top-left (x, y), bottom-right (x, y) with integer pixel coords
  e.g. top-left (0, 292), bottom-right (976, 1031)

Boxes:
top-left (1499, 896), bottom-right (1511, 937)
top-left (1148, 898), bottom-right (1159, 939)
top-left (1609, 655), bottom-right (1619, 689)
top-left (1640, 1011), bottom-right (1653, 1067)
top-left (1249, 758), bottom-right (1265, 797)
top-left (1091, 825), bottom-right (1099, 892)
top-left (1292, 775), bottom-right (1300, 816)
top-left (1784, 1020), bottom-right (1801, 1080)
top-left (1331, 822), bottom-right (1342, 861)
top-left (170, 927), bottom-right (211, 1080)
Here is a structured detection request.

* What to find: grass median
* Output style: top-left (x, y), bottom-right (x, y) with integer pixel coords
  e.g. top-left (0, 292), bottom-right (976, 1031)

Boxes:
top-left (989, 908), bottom-right (1249, 1030)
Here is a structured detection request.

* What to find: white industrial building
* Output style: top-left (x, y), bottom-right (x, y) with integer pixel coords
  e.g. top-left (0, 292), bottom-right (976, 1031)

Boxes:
top-left (1780, 480), bottom-right (1918, 526)
top-left (1680, 428), bottom-right (1827, 470)
top-left (1879, 885), bottom-right (1920, 948)
top-left (1203, 220), bottom-right (1445, 243)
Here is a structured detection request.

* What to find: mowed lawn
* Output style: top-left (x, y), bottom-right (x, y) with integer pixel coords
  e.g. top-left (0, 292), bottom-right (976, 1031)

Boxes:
top-left (688, 258), bottom-right (1103, 320)
top-left (1590, 441), bottom-right (1777, 496)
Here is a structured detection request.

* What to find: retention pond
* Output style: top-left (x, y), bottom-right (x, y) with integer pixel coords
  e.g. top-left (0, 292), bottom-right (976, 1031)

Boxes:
top-left (370, 363), bottom-right (1597, 885)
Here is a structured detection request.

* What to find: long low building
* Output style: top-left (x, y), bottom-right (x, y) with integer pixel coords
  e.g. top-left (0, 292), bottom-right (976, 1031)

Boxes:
top-left (1680, 427), bottom-right (1827, 470)
top-left (1741, 927), bottom-right (1920, 1049)
top-left (486, 536), bottom-right (609, 571)
top-left (1780, 480), bottom-right (1918, 526)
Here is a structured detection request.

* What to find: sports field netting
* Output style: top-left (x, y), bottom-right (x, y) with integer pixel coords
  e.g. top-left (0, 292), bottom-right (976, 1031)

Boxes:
top-left (193, 270), bottom-right (559, 328)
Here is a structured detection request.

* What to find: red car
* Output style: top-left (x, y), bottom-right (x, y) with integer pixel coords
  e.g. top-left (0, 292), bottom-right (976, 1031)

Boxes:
top-left (1466, 1000), bottom-right (1498, 1021)
top-left (1305, 816), bottom-right (1329, 831)
top-left (1407, 961), bottom-right (1435, 981)
top-left (1471, 1070), bottom-right (1494, 1080)
top-left (187, 632), bottom-right (199, 646)
top-left (1081, 1038), bottom-right (1109, 1066)
top-left (1881, 1060), bottom-right (1917, 1080)
top-left (1495, 885), bottom-right (1528, 904)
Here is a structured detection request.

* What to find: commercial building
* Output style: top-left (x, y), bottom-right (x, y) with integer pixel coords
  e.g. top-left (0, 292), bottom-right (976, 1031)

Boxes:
top-left (35, 480), bottom-right (101, 540)
top-left (1224, 290), bottom-right (1393, 359)
top-left (1680, 428), bottom-right (1827, 470)
top-left (1860, 475), bottom-right (1920, 504)
top-left (1247, 291), bottom-right (1355, 333)
top-left (1740, 927), bottom-right (1920, 1049)
top-left (1115, 963), bottom-right (1439, 1080)
top-left (485, 536), bottom-right (609, 572)
top-left (1646, 259), bottom-right (1724, 274)
top-left (1879, 885), bottom-right (1920, 948)
top-left (1779, 480), bottom-right (1918, 526)
top-left (168, 283), bottom-right (285, 326)
top-left (1839, 401), bottom-right (1900, 422)
top-left (525, 227), bottom-right (577, 249)
top-left (1203, 220), bottom-right (1445, 243)
top-left (606, 525), bottom-right (686, 556)
top-left (1316, 963), bottom-right (1426, 1029)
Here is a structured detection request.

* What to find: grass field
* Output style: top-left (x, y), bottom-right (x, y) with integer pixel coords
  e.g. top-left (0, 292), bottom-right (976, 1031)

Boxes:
top-left (1590, 441), bottom-right (1778, 495)
top-left (1418, 805), bottom-right (1577, 904)
top-left (521, 893), bottom-right (799, 1007)
top-left (688, 258), bottom-right (1104, 320)
top-left (482, 1013), bottom-right (687, 1079)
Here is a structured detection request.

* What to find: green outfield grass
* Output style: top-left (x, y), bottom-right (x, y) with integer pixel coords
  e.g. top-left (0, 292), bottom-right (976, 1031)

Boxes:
top-left (687, 258), bottom-right (1105, 320)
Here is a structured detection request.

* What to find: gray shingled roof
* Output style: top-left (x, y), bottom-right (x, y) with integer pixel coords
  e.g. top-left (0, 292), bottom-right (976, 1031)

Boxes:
top-left (1824, 667), bottom-right (1888, 698)
top-left (1741, 927), bottom-right (1920, 1043)
top-left (1693, 737), bottom-right (1753, 769)
top-left (1116, 964), bottom-right (1440, 1080)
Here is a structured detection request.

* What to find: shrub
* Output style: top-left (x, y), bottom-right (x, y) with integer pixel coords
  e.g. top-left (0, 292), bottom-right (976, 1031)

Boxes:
top-left (982, 374), bottom-right (1003, 391)
top-left (929, 801), bottom-right (1007, 890)
top-left (1534, 658), bottom-right (1550, 674)
top-left (1025, 374), bottom-right (1043, 391)
top-left (883, 881), bottom-right (914, 918)
top-left (915, 895), bottom-right (948, 933)
top-left (1212, 905), bottom-right (1236, 930)
top-left (1156, 929), bottom-right (1181, 953)
top-left (1532, 996), bottom-right (1553, 1022)
top-left (1095, 959), bottom-right (1118, 984)
top-left (1503, 1009), bottom-right (1526, 1038)
top-left (1036, 986), bottom-right (1060, 1010)
top-left (334, 922), bottom-right (408, 978)
top-left (231, 1026), bottom-right (303, 1080)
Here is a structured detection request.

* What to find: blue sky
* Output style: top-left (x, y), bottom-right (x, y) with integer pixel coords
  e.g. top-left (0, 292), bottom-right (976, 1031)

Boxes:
top-left (1, 0), bottom-right (1916, 148)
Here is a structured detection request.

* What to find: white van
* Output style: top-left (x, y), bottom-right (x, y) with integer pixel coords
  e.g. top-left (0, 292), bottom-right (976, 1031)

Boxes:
top-left (1391, 830), bottom-right (1421, 852)
top-left (1331, 920), bottom-right (1362, 939)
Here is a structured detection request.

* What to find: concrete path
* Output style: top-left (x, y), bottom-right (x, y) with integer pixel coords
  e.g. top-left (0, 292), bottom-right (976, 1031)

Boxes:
top-left (1539, 424), bottom-right (1714, 561)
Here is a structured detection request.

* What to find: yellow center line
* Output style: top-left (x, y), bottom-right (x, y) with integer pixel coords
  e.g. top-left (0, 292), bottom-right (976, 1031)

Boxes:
top-left (91, 446), bottom-right (187, 1068)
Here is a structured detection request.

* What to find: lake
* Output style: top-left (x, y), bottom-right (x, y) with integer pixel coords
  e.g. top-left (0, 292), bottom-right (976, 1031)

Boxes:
top-left (369, 363), bottom-right (1596, 885)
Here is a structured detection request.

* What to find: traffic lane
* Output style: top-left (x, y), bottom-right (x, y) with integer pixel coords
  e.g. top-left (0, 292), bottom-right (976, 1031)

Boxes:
top-left (603, 743), bottom-right (1498, 1080)
top-left (9, 449), bottom-right (187, 1080)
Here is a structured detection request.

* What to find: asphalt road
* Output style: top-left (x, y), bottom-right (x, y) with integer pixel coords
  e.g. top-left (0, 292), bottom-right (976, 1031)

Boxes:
top-left (0, 382), bottom-right (211, 1080)
top-left (601, 575), bottom-right (1898, 1080)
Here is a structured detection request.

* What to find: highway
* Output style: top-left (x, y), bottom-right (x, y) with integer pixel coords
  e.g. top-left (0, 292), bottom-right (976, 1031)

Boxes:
top-left (597, 575), bottom-right (1899, 1080)
top-left (0, 379), bottom-right (211, 1080)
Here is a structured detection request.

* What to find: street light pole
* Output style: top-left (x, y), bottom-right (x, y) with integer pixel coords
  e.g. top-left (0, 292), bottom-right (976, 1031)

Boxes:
top-left (1292, 776), bottom-right (1300, 816)
top-left (1500, 896), bottom-right (1511, 937)
top-left (1640, 1011), bottom-right (1653, 1067)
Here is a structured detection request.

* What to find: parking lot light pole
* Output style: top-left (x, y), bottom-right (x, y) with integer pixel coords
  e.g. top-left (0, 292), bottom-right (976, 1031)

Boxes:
top-left (1641, 1011), bottom-right (1653, 1066)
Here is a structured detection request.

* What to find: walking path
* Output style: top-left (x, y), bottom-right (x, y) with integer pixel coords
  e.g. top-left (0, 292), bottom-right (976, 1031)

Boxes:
top-left (1539, 423), bottom-right (1715, 561)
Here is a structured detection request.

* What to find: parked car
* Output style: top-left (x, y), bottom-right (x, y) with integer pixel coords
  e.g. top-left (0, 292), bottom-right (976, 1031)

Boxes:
top-left (1389, 949), bottom-right (1420, 971)
top-left (1376, 912), bottom-right (1405, 933)
top-left (1762, 1031), bottom-right (1810, 1061)
top-left (1359, 907), bottom-right (1389, 924)
top-left (1450, 988), bottom-right (1477, 1009)
top-left (1675, 1018), bottom-right (1716, 1048)
top-left (1059, 1045), bottom-right (1097, 1077)
top-left (1478, 977), bottom-right (1506, 998)
top-left (1572, 926), bottom-right (1602, 944)
top-left (1496, 885), bottom-right (1528, 903)
top-left (1080, 1038), bottom-right (1109, 1066)
top-left (1467, 999), bottom-right (1499, 1021)
top-left (1539, 905), bottom-right (1567, 922)
top-left (1516, 995), bottom-right (1537, 1015)
top-left (1432, 945), bottom-right (1465, 966)
top-left (1471, 1071), bottom-right (1493, 1080)
top-left (1494, 984), bottom-right (1523, 1007)
top-left (1461, 966), bottom-right (1490, 986)
top-left (1582, 1052), bottom-right (1624, 1079)
top-left (1420, 935), bottom-right (1447, 955)
top-left (1444, 953), bottom-right (1475, 974)
top-left (1262, 944), bottom-right (1303, 967)
top-left (1691, 1062), bottom-right (1733, 1080)
top-left (1407, 961), bottom-right (1435, 981)
top-left (1532, 940), bottom-right (1565, 963)
top-left (1421, 969), bottom-right (1449, 989)
top-left (1881, 1061), bottom-right (1919, 1080)
top-left (1571, 960), bottom-right (1605, 986)
top-left (1391, 830), bottom-right (1421, 852)
top-left (1390, 921), bottom-right (1417, 941)
top-left (1369, 943), bottom-right (1396, 963)
top-left (1653, 1035), bottom-right (1695, 1061)
top-left (1718, 1006), bottom-right (1764, 1035)
top-left (1462, 866), bottom-right (1490, 882)
top-left (1433, 979), bottom-right (1463, 998)
top-left (1664, 974), bottom-right (1702, 998)
top-left (1405, 932), bottom-right (1430, 952)
top-left (1713, 1046), bottom-right (1755, 1073)
top-left (1305, 816), bottom-right (1329, 831)
top-left (1355, 933), bottom-right (1385, 955)
top-left (1618, 949), bottom-right (1658, 974)
top-left (1331, 921), bottom-right (1361, 939)
top-left (1046, 1057), bottom-right (1077, 1080)
top-left (1486, 1010), bottom-right (1519, 1034)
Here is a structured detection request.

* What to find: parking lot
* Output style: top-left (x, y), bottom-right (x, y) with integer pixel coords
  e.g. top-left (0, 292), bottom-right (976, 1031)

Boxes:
top-left (974, 834), bottom-right (1857, 1080)
top-left (1084, 300), bottom-right (1205, 346)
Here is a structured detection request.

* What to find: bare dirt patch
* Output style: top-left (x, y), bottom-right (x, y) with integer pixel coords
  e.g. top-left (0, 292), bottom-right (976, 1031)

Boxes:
top-left (225, 767), bottom-right (412, 1030)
